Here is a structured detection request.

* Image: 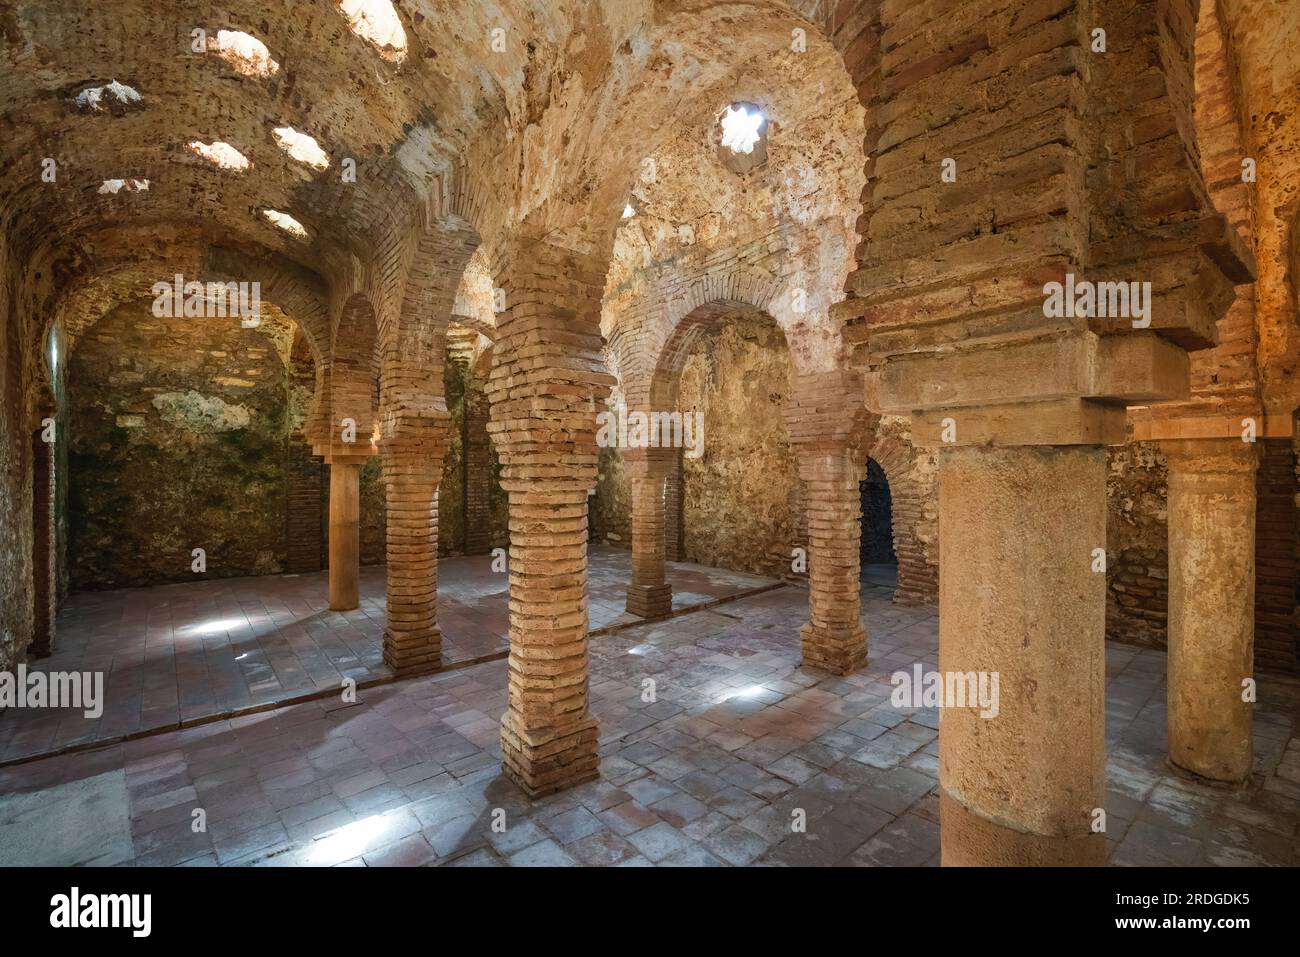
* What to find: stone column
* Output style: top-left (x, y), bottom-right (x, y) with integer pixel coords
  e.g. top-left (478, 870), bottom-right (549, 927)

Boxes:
top-left (625, 448), bottom-right (673, 619)
top-left (382, 431), bottom-right (448, 676)
top-left (798, 447), bottom-right (867, 675)
top-left (938, 444), bottom-right (1107, 866)
top-left (328, 463), bottom-right (360, 611)
top-left (838, 0), bottom-right (1249, 869)
top-left (1161, 438), bottom-right (1257, 783)
top-left (487, 239), bottom-right (614, 797)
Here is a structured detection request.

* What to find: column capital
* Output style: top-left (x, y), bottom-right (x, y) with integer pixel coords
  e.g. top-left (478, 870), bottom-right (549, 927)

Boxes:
top-left (1158, 437), bottom-right (1260, 475)
top-left (785, 367), bottom-right (874, 455)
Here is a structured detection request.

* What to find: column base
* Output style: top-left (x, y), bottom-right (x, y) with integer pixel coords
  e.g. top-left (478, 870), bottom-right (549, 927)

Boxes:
top-left (626, 583), bottom-right (673, 619)
top-left (382, 628), bottom-right (443, 677)
top-left (939, 789), bottom-right (1105, 866)
top-left (1169, 742), bottom-right (1252, 785)
top-left (500, 713), bottom-right (599, 798)
top-left (799, 622), bottom-right (868, 675)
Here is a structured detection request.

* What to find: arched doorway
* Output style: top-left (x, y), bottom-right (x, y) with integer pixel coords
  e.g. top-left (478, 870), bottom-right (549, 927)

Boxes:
top-left (859, 456), bottom-right (896, 586)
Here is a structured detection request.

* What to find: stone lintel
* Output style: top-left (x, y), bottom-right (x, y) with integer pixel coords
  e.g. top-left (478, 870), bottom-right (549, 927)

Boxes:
top-left (1130, 411), bottom-right (1281, 442)
top-left (867, 331), bottom-right (1189, 418)
top-left (911, 398), bottom-right (1126, 448)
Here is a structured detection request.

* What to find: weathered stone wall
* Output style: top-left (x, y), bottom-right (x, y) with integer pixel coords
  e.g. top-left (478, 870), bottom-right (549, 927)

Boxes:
top-left (1255, 438), bottom-right (1298, 671)
top-left (0, 234), bottom-right (33, 671)
top-left (52, 325), bottom-right (70, 604)
top-left (592, 443), bottom-right (631, 548)
top-left (1106, 436), bottom-right (1298, 672)
top-left (67, 301), bottom-right (295, 588)
top-left (358, 457), bottom-right (386, 566)
top-left (439, 358), bottom-right (468, 555)
top-left (284, 335), bottom-right (324, 573)
top-left (62, 305), bottom-right (511, 588)
top-left (868, 415), bottom-right (939, 605)
top-left (678, 310), bottom-right (803, 577)
top-left (594, 326), bottom-right (942, 600)
top-left (1106, 442), bottom-right (1170, 648)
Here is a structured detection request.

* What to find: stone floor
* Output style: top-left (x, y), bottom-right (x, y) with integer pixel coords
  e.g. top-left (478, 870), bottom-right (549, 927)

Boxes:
top-left (0, 546), bottom-right (777, 765)
top-left (1, 575), bottom-right (1297, 867)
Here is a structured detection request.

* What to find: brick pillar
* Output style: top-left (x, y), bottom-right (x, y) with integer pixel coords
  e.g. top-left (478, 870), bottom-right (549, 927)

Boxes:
top-left (797, 447), bottom-right (867, 674)
top-left (382, 420), bottom-right (448, 675)
top-left (463, 383), bottom-right (493, 555)
top-left (785, 371), bottom-right (873, 675)
top-left (625, 448), bottom-right (673, 618)
top-left (30, 427), bottom-right (55, 658)
top-left (487, 239), bottom-right (614, 797)
top-left (664, 448), bottom-right (683, 562)
top-left (1161, 439), bottom-right (1258, 782)
top-left (328, 463), bottom-right (361, 611)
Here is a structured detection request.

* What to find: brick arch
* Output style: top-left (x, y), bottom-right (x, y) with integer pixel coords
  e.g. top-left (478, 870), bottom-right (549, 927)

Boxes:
top-left (372, 216), bottom-right (485, 676)
top-left (376, 160), bottom-right (497, 433)
top-left (645, 276), bottom-right (783, 413)
top-left (865, 428), bottom-right (938, 606)
top-left (318, 290), bottom-right (379, 460)
top-left (470, 340), bottom-right (494, 383)
top-left (47, 246), bottom-right (331, 365)
top-left (200, 247), bottom-right (331, 363)
top-left (450, 310), bottom-right (497, 343)
top-left (379, 220), bottom-right (481, 420)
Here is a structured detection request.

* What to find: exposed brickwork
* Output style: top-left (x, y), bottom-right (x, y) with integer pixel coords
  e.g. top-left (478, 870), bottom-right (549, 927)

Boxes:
top-left (624, 448), bottom-right (674, 619)
top-left (664, 449), bottom-right (684, 562)
top-left (462, 368), bottom-right (495, 556)
top-left (285, 436), bottom-right (326, 573)
top-left (786, 370), bottom-right (874, 674)
top-left (0, 0), bottom-right (1295, 843)
top-left (868, 417), bottom-right (939, 606)
top-left (487, 238), bottom-right (614, 797)
top-left (1255, 438), bottom-right (1298, 671)
top-left (375, 221), bottom-right (479, 675)
top-left (1106, 432), bottom-right (1173, 646)
top-left (841, 0), bottom-right (1248, 865)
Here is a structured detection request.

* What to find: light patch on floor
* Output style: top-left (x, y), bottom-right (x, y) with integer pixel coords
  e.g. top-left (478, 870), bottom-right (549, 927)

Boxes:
top-left (0, 768), bottom-right (134, 866)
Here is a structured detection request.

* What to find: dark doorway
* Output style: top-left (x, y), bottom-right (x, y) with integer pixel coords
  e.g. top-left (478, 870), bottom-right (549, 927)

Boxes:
top-left (860, 458), bottom-right (895, 565)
